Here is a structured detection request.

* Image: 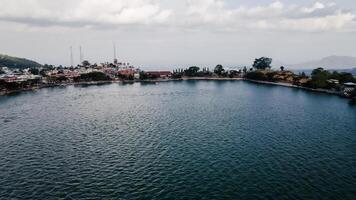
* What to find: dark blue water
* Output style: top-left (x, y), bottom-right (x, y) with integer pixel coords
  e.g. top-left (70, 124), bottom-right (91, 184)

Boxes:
top-left (1, 81), bottom-right (355, 200)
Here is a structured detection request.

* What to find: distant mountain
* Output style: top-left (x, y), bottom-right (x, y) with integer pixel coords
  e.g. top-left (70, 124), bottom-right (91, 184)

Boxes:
top-left (0, 54), bottom-right (42, 69)
top-left (289, 56), bottom-right (356, 69)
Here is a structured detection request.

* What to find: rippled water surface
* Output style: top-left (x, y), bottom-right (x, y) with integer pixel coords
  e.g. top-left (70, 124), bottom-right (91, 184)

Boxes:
top-left (1, 81), bottom-right (355, 200)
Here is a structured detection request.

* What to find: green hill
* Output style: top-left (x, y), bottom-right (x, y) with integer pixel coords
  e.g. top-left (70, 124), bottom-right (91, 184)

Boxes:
top-left (0, 54), bottom-right (42, 69)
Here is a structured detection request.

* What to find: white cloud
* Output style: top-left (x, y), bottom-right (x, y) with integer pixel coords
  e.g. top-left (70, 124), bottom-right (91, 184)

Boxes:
top-left (0, 0), bottom-right (172, 26)
top-left (185, 0), bottom-right (232, 25)
top-left (0, 0), bottom-right (354, 32)
top-left (302, 2), bottom-right (325, 13)
top-left (182, 0), bottom-right (355, 32)
top-left (279, 13), bottom-right (355, 32)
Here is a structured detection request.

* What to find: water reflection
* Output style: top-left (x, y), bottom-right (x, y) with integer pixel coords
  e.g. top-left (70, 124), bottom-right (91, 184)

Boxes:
top-left (0, 79), bottom-right (355, 200)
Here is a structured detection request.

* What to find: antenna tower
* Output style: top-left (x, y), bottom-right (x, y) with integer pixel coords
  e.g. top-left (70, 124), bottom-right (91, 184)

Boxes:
top-left (113, 42), bottom-right (118, 64)
top-left (70, 46), bottom-right (74, 67)
top-left (79, 45), bottom-right (83, 64)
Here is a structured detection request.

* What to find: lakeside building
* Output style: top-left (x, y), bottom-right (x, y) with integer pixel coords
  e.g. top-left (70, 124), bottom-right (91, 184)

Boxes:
top-left (145, 71), bottom-right (172, 79)
top-left (343, 82), bottom-right (356, 92)
top-left (47, 71), bottom-right (80, 83)
top-left (328, 79), bottom-right (340, 84)
top-left (0, 67), bottom-right (11, 74)
top-left (344, 82), bottom-right (356, 87)
top-left (339, 82), bottom-right (356, 97)
top-left (1, 63), bottom-right (355, 101)
top-left (0, 75), bottom-right (17, 82)
top-left (118, 68), bottom-right (137, 78)
top-left (0, 74), bottom-right (41, 83)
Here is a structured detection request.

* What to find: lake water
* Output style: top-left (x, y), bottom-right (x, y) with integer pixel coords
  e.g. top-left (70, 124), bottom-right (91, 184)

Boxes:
top-left (0, 81), bottom-right (355, 199)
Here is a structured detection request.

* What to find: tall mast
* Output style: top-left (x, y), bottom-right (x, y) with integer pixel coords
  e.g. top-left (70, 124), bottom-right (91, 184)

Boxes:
top-left (79, 45), bottom-right (83, 64)
top-left (113, 42), bottom-right (117, 63)
top-left (70, 46), bottom-right (74, 67)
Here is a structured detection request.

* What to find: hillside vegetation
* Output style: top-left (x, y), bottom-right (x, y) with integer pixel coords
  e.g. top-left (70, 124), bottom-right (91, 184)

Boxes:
top-left (0, 54), bottom-right (42, 69)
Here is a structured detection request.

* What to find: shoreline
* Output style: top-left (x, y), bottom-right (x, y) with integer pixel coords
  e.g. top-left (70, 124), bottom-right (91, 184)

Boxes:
top-left (0, 80), bottom-right (121, 95)
top-left (182, 77), bottom-right (243, 81)
top-left (0, 77), bottom-right (354, 100)
top-left (243, 79), bottom-right (345, 97)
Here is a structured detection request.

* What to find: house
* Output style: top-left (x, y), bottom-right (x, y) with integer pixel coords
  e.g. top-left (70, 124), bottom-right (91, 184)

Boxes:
top-left (102, 68), bottom-right (117, 75)
top-left (344, 82), bottom-right (356, 87)
top-left (118, 69), bottom-right (136, 78)
top-left (327, 79), bottom-right (339, 84)
top-left (342, 82), bottom-right (356, 96)
top-left (344, 82), bottom-right (356, 90)
top-left (17, 75), bottom-right (42, 82)
top-left (0, 67), bottom-right (11, 74)
top-left (0, 76), bottom-right (17, 83)
top-left (134, 73), bottom-right (140, 80)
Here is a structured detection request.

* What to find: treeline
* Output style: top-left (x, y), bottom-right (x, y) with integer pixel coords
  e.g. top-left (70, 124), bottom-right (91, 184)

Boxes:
top-left (75, 72), bottom-right (111, 82)
top-left (47, 71), bottom-right (111, 84)
top-left (304, 68), bottom-right (355, 89)
top-left (173, 65), bottom-right (243, 78)
top-left (243, 57), bottom-right (356, 90)
top-left (245, 68), bottom-right (356, 89)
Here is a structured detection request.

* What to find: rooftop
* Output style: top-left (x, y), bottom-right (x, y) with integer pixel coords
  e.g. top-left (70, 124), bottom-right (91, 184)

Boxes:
top-left (344, 82), bottom-right (356, 86)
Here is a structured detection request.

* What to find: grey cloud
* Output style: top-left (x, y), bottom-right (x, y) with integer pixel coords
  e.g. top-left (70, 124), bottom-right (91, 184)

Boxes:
top-left (0, 0), bottom-right (355, 32)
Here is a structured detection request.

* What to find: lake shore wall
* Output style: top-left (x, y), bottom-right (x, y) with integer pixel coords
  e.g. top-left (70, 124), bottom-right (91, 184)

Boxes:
top-left (1, 78), bottom-right (354, 101)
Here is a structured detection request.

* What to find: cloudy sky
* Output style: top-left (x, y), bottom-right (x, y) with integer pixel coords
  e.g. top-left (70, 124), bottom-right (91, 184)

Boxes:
top-left (0, 0), bottom-right (355, 69)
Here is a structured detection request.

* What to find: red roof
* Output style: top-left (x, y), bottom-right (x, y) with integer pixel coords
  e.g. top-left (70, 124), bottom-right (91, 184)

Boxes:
top-left (1, 77), bottom-right (17, 82)
top-left (118, 69), bottom-right (136, 76)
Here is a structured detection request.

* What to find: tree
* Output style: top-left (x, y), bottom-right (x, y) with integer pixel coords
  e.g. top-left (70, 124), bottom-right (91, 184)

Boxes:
top-left (311, 68), bottom-right (330, 79)
top-left (43, 64), bottom-right (54, 70)
top-left (29, 68), bottom-right (40, 75)
top-left (82, 60), bottom-right (90, 67)
top-left (306, 68), bottom-right (331, 89)
top-left (78, 71), bottom-right (110, 81)
top-left (189, 66), bottom-right (200, 73)
top-left (139, 71), bottom-right (148, 80)
top-left (229, 70), bottom-right (239, 78)
top-left (253, 57), bottom-right (272, 70)
top-left (243, 66), bottom-right (247, 73)
top-left (214, 64), bottom-right (225, 76)
top-left (0, 68), bottom-right (4, 74)
top-left (329, 71), bottom-right (355, 84)
top-left (300, 72), bottom-right (307, 78)
top-left (244, 71), bottom-right (266, 80)
top-left (280, 66), bottom-right (284, 71)
top-left (40, 69), bottom-right (48, 77)
top-left (184, 66), bottom-right (200, 77)
top-left (350, 89), bottom-right (356, 98)
top-left (0, 79), bottom-right (5, 89)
